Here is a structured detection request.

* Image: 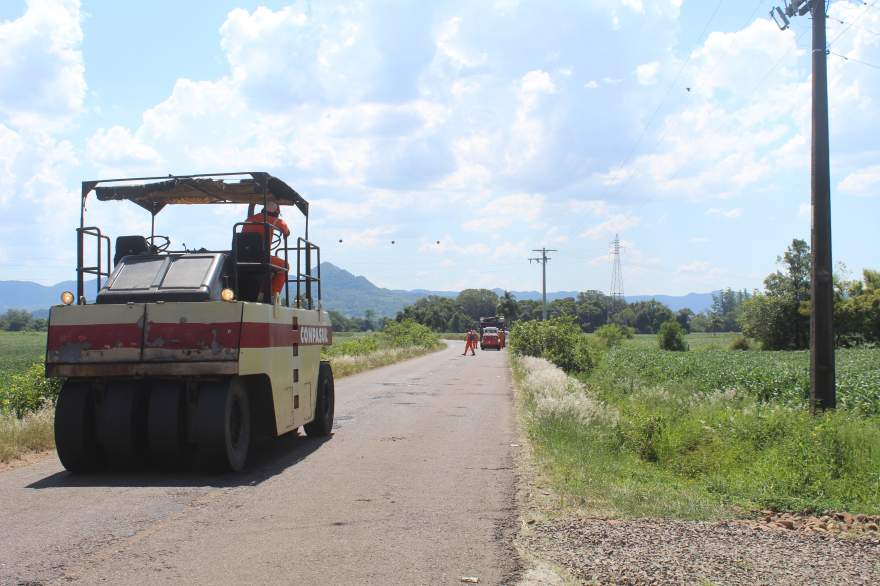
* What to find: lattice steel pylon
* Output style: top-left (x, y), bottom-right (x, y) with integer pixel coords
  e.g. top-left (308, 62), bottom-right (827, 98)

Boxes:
top-left (610, 234), bottom-right (624, 300)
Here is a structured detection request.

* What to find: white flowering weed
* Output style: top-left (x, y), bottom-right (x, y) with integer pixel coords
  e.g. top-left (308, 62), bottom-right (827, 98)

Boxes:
top-left (519, 356), bottom-right (618, 425)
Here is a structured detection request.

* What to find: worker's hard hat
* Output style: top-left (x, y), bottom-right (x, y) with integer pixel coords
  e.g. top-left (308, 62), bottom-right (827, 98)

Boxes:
top-left (263, 200), bottom-right (280, 215)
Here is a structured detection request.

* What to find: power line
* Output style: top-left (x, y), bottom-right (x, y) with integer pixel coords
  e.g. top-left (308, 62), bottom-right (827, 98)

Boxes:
top-left (829, 49), bottom-right (880, 69)
top-left (744, 0), bottom-right (770, 29)
top-left (655, 23), bottom-right (812, 191)
top-left (828, 0), bottom-right (878, 47)
top-left (831, 16), bottom-right (880, 37)
top-left (604, 0), bottom-right (727, 191)
top-left (602, 2), bottom-right (812, 206)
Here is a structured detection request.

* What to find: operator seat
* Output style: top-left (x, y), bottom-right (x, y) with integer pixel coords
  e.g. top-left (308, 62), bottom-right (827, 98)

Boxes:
top-left (232, 232), bottom-right (271, 302)
top-left (114, 235), bottom-right (150, 266)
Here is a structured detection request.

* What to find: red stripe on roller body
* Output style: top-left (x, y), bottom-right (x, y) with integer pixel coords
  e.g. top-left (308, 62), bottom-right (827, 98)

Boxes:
top-left (145, 321), bottom-right (241, 350)
top-left (47, 321), bottom-right (332, 352)
top-left (239, 322), bottom-right (297, 348)
top-left (47, 323), bottom-right (142, 352)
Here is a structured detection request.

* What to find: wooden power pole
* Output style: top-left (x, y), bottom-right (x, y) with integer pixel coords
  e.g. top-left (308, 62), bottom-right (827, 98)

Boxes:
top-left (771, 0), bottom-right (835, 411)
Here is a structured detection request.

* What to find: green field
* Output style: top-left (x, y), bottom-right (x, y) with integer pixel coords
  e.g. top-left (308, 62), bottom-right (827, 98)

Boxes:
top-left (622, 332), bottom-right (738, 350)
top-left (600, 341), bottom-right (880, 415)
top-left (0, 332), bottom-right (46, 390)
top-left (515, 325), bottom-right (880, 518)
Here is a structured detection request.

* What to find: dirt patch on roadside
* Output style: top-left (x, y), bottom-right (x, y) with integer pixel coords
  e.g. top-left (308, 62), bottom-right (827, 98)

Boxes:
top-left (521, 517), bottom-right (880, 585)
top-left (0, 449), bottom-right (54, 472)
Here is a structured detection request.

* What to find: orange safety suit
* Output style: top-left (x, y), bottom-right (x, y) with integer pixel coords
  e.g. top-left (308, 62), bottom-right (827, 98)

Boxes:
top-left (462, 330), bottom-right (477, 356)
top-left (242, 212), bottom-right (290, 297)
top-left (499, 330), bottom-right (506, 349)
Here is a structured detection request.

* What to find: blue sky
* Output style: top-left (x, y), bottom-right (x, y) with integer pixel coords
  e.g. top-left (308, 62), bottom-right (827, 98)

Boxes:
top-left (0, 0), bottom-right (877, 295)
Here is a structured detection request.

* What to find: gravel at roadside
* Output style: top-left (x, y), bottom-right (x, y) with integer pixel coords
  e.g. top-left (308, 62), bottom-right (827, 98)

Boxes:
top-left (522, 517), bottom-right (880, 585)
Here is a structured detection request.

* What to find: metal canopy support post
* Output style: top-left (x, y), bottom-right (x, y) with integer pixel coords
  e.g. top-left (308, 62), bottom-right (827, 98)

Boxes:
top-left (305, 242), bottom-right (312, 309)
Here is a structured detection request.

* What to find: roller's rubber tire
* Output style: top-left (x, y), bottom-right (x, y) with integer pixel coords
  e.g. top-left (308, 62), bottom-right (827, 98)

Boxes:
top-left (195, 379), bottom-right (250, 472)
top-left (304, 362), bottom-right (334, 437)
top-left (96, 381), bottom-right (146, 468)
top-left (55, 381), bottom-right (98, 473)
top-left (148, 382), bottom-right (188, 469)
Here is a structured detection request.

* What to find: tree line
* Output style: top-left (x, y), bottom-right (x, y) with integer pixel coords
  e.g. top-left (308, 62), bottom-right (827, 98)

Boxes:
top-left (394, 287), bottom-right (736, 335)
top-left (0, 309), bottom-right (47, 332)
top-left (740, 238), bottom-right (879, 349)
top-left (392, 238), bottom-right (878, 349)
top-left (394, 285), bottom-right (751, 335)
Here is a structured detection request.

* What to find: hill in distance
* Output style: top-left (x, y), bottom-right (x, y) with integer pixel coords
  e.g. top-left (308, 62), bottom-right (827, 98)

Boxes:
top-left (281, 263), bottom-right (718, 316)
top-left (0, 262), bottom-right (717, 317)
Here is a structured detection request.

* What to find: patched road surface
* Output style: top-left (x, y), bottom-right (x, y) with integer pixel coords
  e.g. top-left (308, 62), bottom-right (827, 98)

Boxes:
top-left (0, 343), bottom-right (519, 585)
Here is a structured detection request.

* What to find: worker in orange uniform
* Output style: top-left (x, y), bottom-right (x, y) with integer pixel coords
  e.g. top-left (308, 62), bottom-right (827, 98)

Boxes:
top-left (462, 329), bottom-right (477, 356)
top-left (498, 329), bottom-right (506, 349)
top-left (242, 200), bottom-right (289, 298)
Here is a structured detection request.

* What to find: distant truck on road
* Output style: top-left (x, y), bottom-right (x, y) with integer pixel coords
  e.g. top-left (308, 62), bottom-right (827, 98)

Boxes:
top-left (480, 327), bottom-right (502, 351)
top-left (479, 316), bottom-right (506, 350)
top-left (479, 316), bottom-right (505, 333)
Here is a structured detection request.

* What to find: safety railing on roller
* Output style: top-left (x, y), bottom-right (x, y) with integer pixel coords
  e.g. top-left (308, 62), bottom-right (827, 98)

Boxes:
top-left (76, 226), bottom-right (111, 303)
top-left (284, 237), bottom-right (321, 310)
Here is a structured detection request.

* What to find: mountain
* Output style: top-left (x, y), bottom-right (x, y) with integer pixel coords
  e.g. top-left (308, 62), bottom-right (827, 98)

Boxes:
top-left (320, 266), bottom-right (716, 315)
top-left (0, 263), bottom-right (717, 317)
top-left (624, 292), bottom-right (717, 313)
top-left (0, 280), bottom-right (81, 313)
top-left (318, 263), bottom-right (456, 317)
top-left (494, 289), bottom-right (716, 313)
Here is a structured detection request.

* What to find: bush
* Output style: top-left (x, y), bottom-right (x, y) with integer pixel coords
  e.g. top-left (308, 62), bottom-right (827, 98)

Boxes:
top-left (0, 363), bottom-right (63, 417)
top-left (729, 335), bottom-right (751, 351)
top-left (509, 317), bottom-right (594, 373)
top-left (595, 324), bottom-right (625, 348)
top-left (324, 319), bottom-right (441, 359)
top-left (658, 320), bottom-right (688, 352)
top-left (380, 319), bottom-right (440, 348)
top-left (325, 335), bottom-right (380, 357)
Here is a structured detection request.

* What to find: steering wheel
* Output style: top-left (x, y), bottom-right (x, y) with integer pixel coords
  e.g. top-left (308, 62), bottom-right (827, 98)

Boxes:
top-left (146, 235), bottom-right (171, 253)
top-left (270, 229), bottom-right (284, 251)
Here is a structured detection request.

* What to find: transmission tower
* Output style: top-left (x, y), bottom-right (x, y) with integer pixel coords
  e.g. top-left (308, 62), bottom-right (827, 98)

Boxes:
top-left (610, 234), bottom-right (624, 301)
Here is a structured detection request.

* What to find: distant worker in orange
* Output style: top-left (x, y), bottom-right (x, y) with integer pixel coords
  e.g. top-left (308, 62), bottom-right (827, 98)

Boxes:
top-left (498, 329), bottom-right (506, 349)
top-left (462, 329), bottom-right (477, 356)
top-left (242, 200), bottom-right (289, 298)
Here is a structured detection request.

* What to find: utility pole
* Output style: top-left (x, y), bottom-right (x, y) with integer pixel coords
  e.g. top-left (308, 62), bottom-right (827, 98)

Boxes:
top-left (771, 0), bottom-right (835, 412)
top-left (529, 248), bottom-right (556, 320)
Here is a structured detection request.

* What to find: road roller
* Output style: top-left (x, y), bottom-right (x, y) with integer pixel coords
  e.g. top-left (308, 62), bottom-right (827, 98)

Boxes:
top-left (46, 172), bottom-right (334, 472)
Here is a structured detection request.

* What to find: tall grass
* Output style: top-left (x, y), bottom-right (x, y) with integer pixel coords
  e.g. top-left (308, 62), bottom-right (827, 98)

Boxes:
top-left (515, 354), bottom-right (880, 518)
top-left (0, 406), bottom-right (54, 464)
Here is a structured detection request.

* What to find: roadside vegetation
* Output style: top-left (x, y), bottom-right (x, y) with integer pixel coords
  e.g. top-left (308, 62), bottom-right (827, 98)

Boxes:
top-left (323, 319), bottom-right (443, 378)
top-left (0, 320), bottom-right (441, 464)
top-left (511, 317), bottom-right (880, 518)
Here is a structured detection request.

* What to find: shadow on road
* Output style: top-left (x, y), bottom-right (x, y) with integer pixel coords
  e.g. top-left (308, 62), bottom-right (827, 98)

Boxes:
top-left (26, 432), bottom-right (331, 490)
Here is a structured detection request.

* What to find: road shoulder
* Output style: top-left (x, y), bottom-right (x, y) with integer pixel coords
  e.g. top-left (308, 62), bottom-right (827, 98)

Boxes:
top-left (508, 357), bottom-right (880, 585)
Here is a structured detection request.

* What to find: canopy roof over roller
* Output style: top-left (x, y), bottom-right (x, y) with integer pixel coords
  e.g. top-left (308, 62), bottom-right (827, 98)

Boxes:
top-left (85, 172), bottom-right (308, 216)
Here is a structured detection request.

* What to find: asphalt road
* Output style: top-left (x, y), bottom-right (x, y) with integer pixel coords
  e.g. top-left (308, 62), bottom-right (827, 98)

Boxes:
top-left (0, 342), bottom-right (519, 585)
